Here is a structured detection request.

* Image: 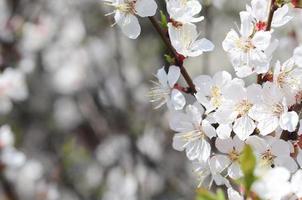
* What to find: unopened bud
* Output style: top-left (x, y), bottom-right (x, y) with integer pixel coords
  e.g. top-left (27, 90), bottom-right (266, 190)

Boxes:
top-left (292, 0), bottom-right (302, 8)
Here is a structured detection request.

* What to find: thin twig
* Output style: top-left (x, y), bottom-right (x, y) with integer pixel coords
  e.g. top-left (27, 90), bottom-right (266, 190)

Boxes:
top-left (265, 0), bottom-right (278, 32)
top-left (257, 0), bottom-right (277, 84)
top-left (0, 172), bottom-right (19, 200)
top-left (148, 16), bottom-right (197, 94)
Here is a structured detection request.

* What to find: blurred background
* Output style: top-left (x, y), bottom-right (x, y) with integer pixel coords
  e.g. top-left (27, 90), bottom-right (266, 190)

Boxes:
top-left (0, 0), bottom-right (302, 199)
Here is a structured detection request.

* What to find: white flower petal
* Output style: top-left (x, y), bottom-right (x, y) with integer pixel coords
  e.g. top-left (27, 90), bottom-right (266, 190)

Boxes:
top-left (135, 0), bottom-right (157, 17)
top-left (215, 138), bottom-right (233, 154)
top-left (202, 120), bottom-right (216, 139)
top-left (297, 150), bottom-right (302, 167)
top-left (222, 29), bottom-right (239, 51)
top-left (291, 170), bottom-right (302, 198)
top-left (279, 111), bottom-right (299, 132)
top-left (274, 156), bottom-right (298, 173)
top-left (271, 139), bottom-right (290, 156)
top-left (272, 5), bottom-right (292, 27)
top-left (213, 71), bottom-right (232, 88)
top-left (193, 75), bottom-right (213, 94)
top-left (216, 124), bottom-right (232, 139)
top-left (169, 112), bottom-right (193, 132)
top-left (116, 13), bottom-right (141, 39)
top-left (227, 188), bottom-right (243, 200)
top-left (240, 11), bottom-right (253, 38)
top-left (294, 46), bottom-right (302, 68)
top-left (233, 135), bottom-right (244, 152)
top-left (156, 67), bottom-right (168, 87)
top-left (233, 116), bottom-right (256, 141)
top-left (257, 116), bottom-right (279, 136)
top-left (171, 89), bottom-right (186, 110)
top-left (246, 136), bottom-right (267, 154)
top-left (191, 38), bottom-right (214, 53)
top-left (167, 65), bottom-right (181, 88)
top-left (251, 0), bottom-right (267, 21)
top-left (228, 163), bottom-right (243, 179)
top-left (210, 155), bottom-right (230, 173)
top-left (186, 139), bottom-right (211, 162)
top-left (252, 31), bottom-right (271, 50)
top-left (172, 133), bottom-right (187, 151)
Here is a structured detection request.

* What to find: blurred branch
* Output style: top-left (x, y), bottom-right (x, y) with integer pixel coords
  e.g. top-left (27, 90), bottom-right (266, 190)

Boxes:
top-left (0, 172), bottom-right (19, 200)
top-left (77, 93), bottom-right (109, 138)
top-left (56, 161), bottom-right (86, 200)
top-left (113, 28), bottom-right (135, 109)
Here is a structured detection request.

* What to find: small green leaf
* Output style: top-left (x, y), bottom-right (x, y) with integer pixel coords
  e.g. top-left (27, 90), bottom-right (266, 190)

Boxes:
top-left (160, 10), bottom-right (168, 29)
top-left (216, 189), bottom-right (226, 200)
top-left (240, 145), bottom-right (256, 175)
top-left (196, 188), bottom-right (216, 200)
top-left (196, 188), bottom-right (225, 200)
top-left (239, 145), bottom-right (257, 195)
top-left (164, 54), bottom-right (175, 64)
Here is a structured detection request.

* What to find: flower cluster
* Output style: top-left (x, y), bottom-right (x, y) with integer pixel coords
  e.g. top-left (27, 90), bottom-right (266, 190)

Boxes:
top-left (0, 125), bottom-right (26, 171)
top-left (105, 0), bottom-right (302, 199)
top-left (0, 68), bottom-right (28, 114)
top-left (104, 0), bottom-right (158, 39)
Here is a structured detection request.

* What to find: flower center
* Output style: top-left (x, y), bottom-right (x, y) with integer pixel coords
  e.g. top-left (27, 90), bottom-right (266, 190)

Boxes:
top-left (228, 149), bottom-right (240, 162)
top-left (272, 103), bottom-right (284, 116)
top-left (277, 72), bottom-right (287, 87)
top-left (235, 100), bottom-right (252, 116)
top-left (260, 149), bottom-right (276, 167)
top-left (236, 38), bottom-right (255, 53)
top-left (106, 0), bottom-right (137, 14)
top-left (210, 86), bottom-right (222, 108)
top-left (147, 80), bottom-right (171, 109)
top-left (180, 0), bottom-right (188, 5)
top-left (180, 128), bottom-right (204, 142)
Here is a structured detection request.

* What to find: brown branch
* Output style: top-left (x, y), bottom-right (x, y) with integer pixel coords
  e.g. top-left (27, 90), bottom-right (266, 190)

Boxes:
top-left (257, 0), bottom-right (278, 84)
top-left (148, 16), bottom-right (197, 94)
top-left (0, 172), bottom-right (19, 200)
top-left (265, 0), bottom-right (278, 32)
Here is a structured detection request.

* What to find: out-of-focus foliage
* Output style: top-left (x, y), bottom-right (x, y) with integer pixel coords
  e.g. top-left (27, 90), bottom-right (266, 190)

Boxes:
top-left (196, 188), bottom-right (225, 200)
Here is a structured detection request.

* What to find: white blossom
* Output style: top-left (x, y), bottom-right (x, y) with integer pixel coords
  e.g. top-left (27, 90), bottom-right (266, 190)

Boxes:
top-left (148, 66), bottom-right (185, 110)
top-left (0, 125), bottom-right (14, 148)
top-left (168, 23), bottom-right (214, 57)
top-left (104, 0), bottom-right (157, 39)
top-left (0, 125), bottom-right (26, 168)
top-left (193, 156), bottom-right (231, 188)
top-left (194, 71), bottom-right (232, 114)
top-left (246, 0), bottom-right (292, 30)
top-left (247, 136), bottom-right (298, 172)
top-left (222, 11), bottom-right (271, 77)
top-left (166, 0), bottom-right (204, 24)
top-left (214, 82), bottom-right (262, 140)
top-left (252, 167), bottom-right (291, 200)
top-left (215, 136), bottom-right (244, 179)
top-left (0, 68), bottom-right (28, 114)
top-left (273, 58), bottom-right (302, 105)
top-left (169, 103), bottom-right (216, 162)
top-left (249, 82), bottom-right (299, 135)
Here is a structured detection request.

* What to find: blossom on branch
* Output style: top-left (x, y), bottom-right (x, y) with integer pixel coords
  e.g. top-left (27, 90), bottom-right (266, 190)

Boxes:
top-left (104, 0), bottom-right (157, 39)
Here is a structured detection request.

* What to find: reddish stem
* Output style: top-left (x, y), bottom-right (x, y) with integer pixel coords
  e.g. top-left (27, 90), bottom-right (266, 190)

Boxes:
top-left (148, 16), bottom-right (197, 94)
top-left (257, 0), bottom-right (278, 84)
